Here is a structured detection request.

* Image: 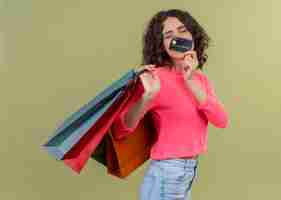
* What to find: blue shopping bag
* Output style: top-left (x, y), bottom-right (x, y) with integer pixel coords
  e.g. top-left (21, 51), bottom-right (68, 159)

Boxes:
top-left (42, 69), bottom-right (139, 160)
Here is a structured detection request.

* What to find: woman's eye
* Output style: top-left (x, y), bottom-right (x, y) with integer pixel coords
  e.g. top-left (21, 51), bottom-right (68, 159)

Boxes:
top-left (164, 35), bottom-right (172, 39)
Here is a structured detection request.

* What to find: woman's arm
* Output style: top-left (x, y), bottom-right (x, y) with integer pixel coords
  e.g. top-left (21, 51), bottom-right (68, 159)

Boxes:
top-left (197, 74), bottom-right (229, 128)
top-left (186, 72), bottom-right (229, 128)
top-left (111, 79), bottom-right (157, 140)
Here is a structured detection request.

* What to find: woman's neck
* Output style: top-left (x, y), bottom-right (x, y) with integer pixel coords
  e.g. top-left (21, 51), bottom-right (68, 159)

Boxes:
top-left (171, 58), bottom-right (185, 72)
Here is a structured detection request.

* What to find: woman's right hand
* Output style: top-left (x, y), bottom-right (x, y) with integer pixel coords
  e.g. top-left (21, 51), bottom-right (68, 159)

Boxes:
top-left (135, 64), bottom-right (161, 100)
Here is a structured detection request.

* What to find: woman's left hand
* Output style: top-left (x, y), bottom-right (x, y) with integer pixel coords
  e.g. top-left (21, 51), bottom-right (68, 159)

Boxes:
top-left (181, 50), bottom-right (199, 81)
top-left (180, 50), bottom-right (207, 103)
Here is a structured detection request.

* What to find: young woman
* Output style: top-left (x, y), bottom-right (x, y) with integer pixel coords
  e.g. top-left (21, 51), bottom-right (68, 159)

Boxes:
top-left (112, 9), bottom-right (229, 200)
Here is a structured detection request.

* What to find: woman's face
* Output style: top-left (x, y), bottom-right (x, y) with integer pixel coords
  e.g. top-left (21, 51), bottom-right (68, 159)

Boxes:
top-left (162, 17), bottom-right (194, 60)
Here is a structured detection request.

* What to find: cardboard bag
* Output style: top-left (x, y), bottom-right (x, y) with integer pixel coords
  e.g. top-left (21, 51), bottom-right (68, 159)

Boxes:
top-left (42, 69), bottom-right (137, 160)
top-left (105, 113), bottom-right (157, 179)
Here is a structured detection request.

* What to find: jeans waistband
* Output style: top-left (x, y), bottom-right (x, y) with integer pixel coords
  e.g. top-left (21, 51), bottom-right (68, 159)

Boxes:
top-left (151, 157), bottom-right (199, 168)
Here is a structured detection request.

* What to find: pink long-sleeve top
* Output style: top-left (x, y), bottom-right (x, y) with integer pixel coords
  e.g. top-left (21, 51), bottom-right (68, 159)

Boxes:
top-left (112, 66), bottom-right (229, 160)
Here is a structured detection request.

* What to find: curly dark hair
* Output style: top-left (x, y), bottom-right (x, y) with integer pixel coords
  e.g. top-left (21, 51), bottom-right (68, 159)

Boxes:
top-left (140, 9), bottom-right (211, 71)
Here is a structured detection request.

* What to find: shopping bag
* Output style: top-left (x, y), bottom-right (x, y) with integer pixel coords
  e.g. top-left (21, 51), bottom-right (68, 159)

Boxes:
top-left (62, 76), bottom-right (140, 173)
top-left (42, 69), bottom-right (138, 160)
top-left (63, 68), bottom-right (158, 175)
top-left (104, 113), bottom-right (157, 179)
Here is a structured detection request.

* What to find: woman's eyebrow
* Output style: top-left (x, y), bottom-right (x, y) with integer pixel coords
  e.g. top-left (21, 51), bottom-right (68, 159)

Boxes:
top-left (178, 25), bottom-right (186, 30)
top-left (163, 25), bottom-right (186, 35)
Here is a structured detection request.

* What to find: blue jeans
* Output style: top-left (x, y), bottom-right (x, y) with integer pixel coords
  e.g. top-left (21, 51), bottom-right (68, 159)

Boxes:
top-left (139, 158), bottom-right (199, 200)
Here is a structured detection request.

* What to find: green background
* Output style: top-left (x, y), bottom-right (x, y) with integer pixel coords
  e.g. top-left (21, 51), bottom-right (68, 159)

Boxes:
top-left (1, 0), bottom-right (281, 199)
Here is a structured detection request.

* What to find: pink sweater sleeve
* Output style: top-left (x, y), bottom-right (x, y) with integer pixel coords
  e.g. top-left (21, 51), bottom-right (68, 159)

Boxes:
top-left (111, 78), bottom-right (157, 140)
top-left (196, 74), bottom-right (229, 128)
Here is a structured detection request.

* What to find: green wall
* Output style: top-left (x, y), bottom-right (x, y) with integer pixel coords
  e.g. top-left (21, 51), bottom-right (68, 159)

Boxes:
top-left (1, 0), bottom-right (281, 199)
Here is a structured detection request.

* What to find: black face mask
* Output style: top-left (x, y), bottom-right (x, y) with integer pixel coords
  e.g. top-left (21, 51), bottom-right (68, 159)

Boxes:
top-left (169, 37), bottom-right (193, 53)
